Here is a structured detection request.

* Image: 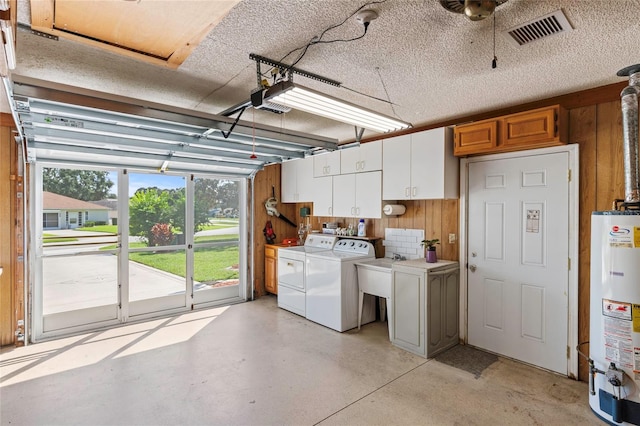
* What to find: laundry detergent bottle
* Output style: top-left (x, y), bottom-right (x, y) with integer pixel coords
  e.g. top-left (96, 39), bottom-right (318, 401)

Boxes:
top-left (357, 219), bottom-right (365, 237)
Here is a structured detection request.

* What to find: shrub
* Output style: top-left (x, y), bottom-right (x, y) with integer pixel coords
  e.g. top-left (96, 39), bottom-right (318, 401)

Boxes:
top-left (84, 221), bottom-right (96, 227)
top-left (150, 223), bottom-right (174, 246)
top-left (95, 221), bottom-right (107, 226)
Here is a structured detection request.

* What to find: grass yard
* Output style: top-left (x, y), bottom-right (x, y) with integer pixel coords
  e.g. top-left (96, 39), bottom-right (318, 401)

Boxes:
top-left (129, 245), bottom-right (239, 282)
top-left (43, 233), bottom-right (78, 243)
top-left (77, 225), bottom-right (117, 233)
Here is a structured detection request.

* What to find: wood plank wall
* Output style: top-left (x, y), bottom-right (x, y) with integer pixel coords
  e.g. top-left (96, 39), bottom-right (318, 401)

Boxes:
top-left (251, 83), bottom-right (633, 383)
top-left (0, 116), bottom-right (16, 346)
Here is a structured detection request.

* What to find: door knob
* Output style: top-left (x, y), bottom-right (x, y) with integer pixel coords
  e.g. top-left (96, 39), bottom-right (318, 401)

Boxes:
top-left (469, 264), bottom-right (477, 272)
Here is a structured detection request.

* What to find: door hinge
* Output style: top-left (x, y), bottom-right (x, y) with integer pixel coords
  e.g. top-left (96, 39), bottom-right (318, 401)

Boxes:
top-left (568, 258), bottom-right (571, 270)
top-left (567, 345), bottom-right (570, 359)
top-left (567, 169), bottom-right (571, 182)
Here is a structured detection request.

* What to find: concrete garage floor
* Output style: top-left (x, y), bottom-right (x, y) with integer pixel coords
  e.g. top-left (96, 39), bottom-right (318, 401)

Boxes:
top-left (1, 296), bottom-right (597, 425)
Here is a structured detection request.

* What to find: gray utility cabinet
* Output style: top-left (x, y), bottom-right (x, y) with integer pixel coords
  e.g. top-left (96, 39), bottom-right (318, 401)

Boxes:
top-left (391, 259), bottom-right (459, 358)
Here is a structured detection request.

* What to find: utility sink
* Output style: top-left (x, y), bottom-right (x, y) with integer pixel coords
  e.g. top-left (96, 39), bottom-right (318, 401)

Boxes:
top-left (354, 258), bottom-right (395, 339)
top-left (354, 257), bottom-right (394, 272)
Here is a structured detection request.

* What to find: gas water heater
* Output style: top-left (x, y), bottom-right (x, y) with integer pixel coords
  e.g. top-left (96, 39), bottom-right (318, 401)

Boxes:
top-left (588, 64), bottom-right (640, 424)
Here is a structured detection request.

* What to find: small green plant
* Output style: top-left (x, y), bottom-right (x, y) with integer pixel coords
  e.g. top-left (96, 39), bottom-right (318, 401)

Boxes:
top-left (421, 239), bottom-right (440, 251)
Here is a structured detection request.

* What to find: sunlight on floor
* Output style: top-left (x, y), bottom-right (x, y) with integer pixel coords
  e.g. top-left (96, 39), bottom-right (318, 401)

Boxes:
top-left (0, 306), bottom-right (228, 387)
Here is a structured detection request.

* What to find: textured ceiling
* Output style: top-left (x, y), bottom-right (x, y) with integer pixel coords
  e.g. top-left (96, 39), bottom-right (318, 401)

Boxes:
top-left (4, 0), bottom-right (640, 143)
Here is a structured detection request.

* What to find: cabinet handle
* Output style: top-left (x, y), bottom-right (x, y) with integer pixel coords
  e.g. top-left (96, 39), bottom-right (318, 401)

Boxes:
top-left (329, 206), bottom-right (333, 216)
top-left (412, 187), bottom-right (417, 197)
top-left (351, 207), bottom-right (356, 215)
top-left (361, 160), bottom-right (365, 170)
top-left (405, 187), bottom-right (410, 197)
top-left (356, 207), bottom-right (360, 215)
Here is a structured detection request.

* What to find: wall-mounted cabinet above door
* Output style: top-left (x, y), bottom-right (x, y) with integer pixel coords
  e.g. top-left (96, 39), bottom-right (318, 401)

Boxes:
top-left (383, 127), bottom-right (458, 200)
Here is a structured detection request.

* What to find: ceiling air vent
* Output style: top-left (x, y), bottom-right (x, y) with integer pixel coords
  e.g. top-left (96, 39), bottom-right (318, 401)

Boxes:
top-left (504, 9), bottom-right (573, 46)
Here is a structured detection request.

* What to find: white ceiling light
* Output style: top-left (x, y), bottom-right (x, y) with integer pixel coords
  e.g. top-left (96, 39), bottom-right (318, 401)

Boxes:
top-left (264, 80), bottom-right (411, 133)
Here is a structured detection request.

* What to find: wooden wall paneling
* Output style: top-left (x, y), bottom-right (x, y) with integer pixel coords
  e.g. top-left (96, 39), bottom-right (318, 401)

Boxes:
top-left (595, 101), bottom-right (625, 210)
top-left (252, 167), bottom-right (267, 297)
top-left (441, 199), bottom-right (459, 261)
top-left (252, 164), bottom-right (282, 297)
top-left (0, 126), bottom-right (14, 345)
top-left (570, 106), bottom-right (597, 381)
top-left (422, 200), bottom-right (440, 259)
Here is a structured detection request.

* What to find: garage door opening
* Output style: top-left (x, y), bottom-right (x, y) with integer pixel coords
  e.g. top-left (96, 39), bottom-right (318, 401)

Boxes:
top-left (34, 165), bottom-right (246, 340)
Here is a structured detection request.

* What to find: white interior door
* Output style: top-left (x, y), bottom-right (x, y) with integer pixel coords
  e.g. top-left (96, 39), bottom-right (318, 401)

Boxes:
top-left (467, 151), bottom-right (569, 374)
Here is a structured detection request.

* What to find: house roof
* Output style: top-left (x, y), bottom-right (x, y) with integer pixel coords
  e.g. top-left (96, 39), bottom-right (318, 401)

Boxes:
top-left (43, 192), bottom-right (109, 211)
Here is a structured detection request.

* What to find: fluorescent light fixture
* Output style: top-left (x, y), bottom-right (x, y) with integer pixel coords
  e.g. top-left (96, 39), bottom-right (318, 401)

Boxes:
top-left (264, 81), bottom-right (411, 133)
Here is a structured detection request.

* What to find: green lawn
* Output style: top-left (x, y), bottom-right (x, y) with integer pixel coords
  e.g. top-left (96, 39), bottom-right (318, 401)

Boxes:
top-left (77, 225), bottom-right (117, 233)
top-left (100, 242), bottom-right (238, 282)
top-left (129, 246), bottom-right (239, 282)
top-left (43, 233), bottom-right (78, 243)
top-left (77, 220), bottom-right (237, 234)
top-left (194, 234), bottom-right (239, 243)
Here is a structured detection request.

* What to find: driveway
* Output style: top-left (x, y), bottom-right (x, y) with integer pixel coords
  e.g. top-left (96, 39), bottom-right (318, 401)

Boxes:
top-left (41, 230), bottom-right (199, 315)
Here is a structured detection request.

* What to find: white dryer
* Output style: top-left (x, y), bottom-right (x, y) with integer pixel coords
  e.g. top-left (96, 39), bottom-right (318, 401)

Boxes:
top-left (277, 234), bottom-right (337, 316)
top-left (305, 239), bottom-right (377, 332)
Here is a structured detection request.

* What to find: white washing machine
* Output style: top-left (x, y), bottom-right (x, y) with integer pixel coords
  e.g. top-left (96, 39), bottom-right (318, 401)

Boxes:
top-left (277, 234), bottom-right (337, 316)
top-left (305, 239), bottom-right (377, 332)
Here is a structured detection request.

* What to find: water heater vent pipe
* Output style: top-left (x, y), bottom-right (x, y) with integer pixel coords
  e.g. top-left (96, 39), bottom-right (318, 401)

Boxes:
top-left (618, 64), bottom-right (640, 205)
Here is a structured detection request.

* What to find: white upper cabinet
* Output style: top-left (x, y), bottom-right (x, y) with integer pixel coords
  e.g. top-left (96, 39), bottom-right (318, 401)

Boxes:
top-left (281, 157), bottom-right (314, 202)
top-left (382, 127), bottom-right (458, 200)
top-left (332, 171), bottom-right (382, 219)
top-left (340, 140), bottom-right (382, 174)
top-left (313, 151), bottom-right (341, 177)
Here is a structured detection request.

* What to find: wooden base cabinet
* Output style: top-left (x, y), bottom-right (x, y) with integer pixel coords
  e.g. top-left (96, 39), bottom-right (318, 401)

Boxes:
top-left (391, 260), bottom-right (459, 358)
top-left (265, 244), bottom-right (280, 294)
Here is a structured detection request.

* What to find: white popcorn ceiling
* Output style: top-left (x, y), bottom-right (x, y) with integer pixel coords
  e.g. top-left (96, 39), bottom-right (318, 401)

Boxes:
top-left (7, 0), bottom-right (640, 143)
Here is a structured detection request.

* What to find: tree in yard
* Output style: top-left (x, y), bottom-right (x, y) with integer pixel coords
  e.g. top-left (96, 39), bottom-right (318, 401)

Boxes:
top-left (43, 168), bottom-right (114, 201)
top-left (129, 189), bottom-right (172, 245)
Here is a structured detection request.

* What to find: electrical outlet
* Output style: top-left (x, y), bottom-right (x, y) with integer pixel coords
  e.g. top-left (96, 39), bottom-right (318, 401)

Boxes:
top-left (448, 233), bottom-right (456, 244)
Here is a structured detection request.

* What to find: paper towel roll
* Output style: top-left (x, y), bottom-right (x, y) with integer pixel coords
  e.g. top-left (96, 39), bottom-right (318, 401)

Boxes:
top-left (383, 204), bottom-right (406, 216)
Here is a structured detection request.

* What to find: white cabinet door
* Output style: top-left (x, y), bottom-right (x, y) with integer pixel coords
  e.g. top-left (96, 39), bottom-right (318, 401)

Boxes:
top-left (341, 140), bottom-right (382, 174)
top-left (340, 147), bottom-right (360, 174)
top-left (281, 157), bottom-right (314, 202)
top-left (313, 151), bottom-right (341, 177)
top-left (281, 160), bottom-right (297, 203)
top-left (355, 171), bottom-right (381, 218)
top-left (383, 128), bottom-right (457, 200)
top-left (382, 134), bottom-right (411, 200)
top-left (296, 157), bottom-right (315, 201)
top-left (313, 176), bottom-right (333, 217)
top-left (391, 268), bottom-right (425, 356)
top-left (332, 174), bottom-right (355, 217)
top-left (411, 127), bottom-right (458, 199)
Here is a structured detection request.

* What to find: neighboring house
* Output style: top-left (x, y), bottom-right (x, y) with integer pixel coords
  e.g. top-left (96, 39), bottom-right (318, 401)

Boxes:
top-left (92, 199), bottom-right (118, 225)
top-left (42, 192), bottom-right (109, 230)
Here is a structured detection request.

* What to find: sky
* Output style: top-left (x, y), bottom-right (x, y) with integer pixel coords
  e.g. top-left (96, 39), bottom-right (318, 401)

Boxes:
top-left (108, 171), bottom-right (186, 197)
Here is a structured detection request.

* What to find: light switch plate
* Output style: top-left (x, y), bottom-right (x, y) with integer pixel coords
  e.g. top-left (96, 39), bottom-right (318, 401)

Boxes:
top-left (448, 233), bottom-right (456, 244)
